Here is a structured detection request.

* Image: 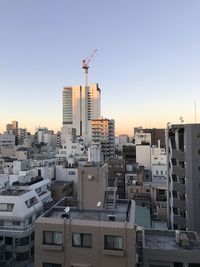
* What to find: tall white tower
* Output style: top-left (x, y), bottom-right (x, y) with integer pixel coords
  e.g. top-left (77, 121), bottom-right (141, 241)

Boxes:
top-left (62, 83), bottom-right (101, 144)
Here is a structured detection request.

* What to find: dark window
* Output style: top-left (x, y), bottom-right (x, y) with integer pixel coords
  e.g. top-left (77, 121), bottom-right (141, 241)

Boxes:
top-left (104, 235), bottom-right (123, 251)
top-left (5, 252), bottom-right (12, 260)
top-left (5, 237), bottom-right (12, 245)
top-left (189, 264), bottom-right (200, 267)
top-left (43, 264), bottom-right (62, 267)
top-left (16, 251), bottom-right (29, 261)
top-left (172, 158), bottom-right (177, 166)
top-left (173, 224), bottom-right (178, 230)
top-left (72, 233), bottom-right (92, 248)
top-left (31, 232), bottom-right (35, 241)
top-left (172, 175), bottom-right (177, 182)
top-left (173, 207), bottom-right (178, 215)
top-left (43, 231), bottom-right (62, 245)
top-left (172, 191), bottom-right (178, 198)
top-left (174, 263), bottom-right (183, 267)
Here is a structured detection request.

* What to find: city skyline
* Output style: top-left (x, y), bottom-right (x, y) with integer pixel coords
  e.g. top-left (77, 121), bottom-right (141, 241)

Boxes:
top-left (1, 1), bottom-right (200, 135)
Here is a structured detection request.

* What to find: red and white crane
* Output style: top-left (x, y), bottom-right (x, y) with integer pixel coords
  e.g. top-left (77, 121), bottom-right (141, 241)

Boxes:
top-left (82, 49), bottom-right (97, 86)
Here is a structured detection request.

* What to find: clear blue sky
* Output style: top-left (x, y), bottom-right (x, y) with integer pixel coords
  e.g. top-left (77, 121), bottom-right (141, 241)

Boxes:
top-left (1, 0), bottom-right (200, 135)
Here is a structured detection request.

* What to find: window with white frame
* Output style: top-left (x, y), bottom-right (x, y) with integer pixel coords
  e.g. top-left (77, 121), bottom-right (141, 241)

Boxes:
top-left (72, 233), bottom-right (92, 248)
top-left (104, 235), bottom-right (123, 251)
top-left (43, 231), bottom-right (62, 246)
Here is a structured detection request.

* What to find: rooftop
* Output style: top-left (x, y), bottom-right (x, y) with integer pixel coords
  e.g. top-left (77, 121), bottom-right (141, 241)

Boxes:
top-left (144, 229), bottom-right (200, 250)
top-left (43, 197), bottom-right (131, 223)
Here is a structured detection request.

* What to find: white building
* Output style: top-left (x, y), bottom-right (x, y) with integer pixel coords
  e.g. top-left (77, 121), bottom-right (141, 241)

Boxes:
top-left (0, 187), bottom-right (43, 266)
top-left (62, 83), bottom-right (101, 144)
top-left (56, 165), bottom-right (78, 194)
top-left (151, 144), bottom-right (167, 181)
top-left (135, 131), bottom-right (151, 145)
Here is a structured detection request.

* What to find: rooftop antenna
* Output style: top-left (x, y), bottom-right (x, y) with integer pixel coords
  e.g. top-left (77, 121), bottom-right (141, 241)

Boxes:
top-left (195, 100), bottom-right (197, 124)
top-left (82, 49), bottom-right (97, 86)
top-left (179, 116), bottom-right (184, 124)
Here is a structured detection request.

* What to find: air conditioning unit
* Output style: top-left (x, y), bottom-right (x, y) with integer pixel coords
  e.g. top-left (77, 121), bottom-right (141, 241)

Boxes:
top-left (88, 175), bottom-right (93, 180)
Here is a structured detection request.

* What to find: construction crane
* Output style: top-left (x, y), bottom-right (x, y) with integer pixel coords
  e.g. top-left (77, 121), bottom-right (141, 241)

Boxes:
top-left (82, 49), bottom-right (97, 86)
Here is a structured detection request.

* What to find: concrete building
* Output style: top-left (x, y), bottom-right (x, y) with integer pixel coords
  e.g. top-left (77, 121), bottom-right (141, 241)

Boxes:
top-left (91, 118), bottom-right (115, 161)
top-left (0, 187), bottom-right (43, 266)
top-left (122, 145), bottom-right (136, 164)
top-left (6, 121), bottom-right (18, 145)
top-left (35, 197), bottom-right (136, 267)
top-left (62, 84), bottom-right (101, 143)
top-left (0, 134), bottom-right (15, 149)
top-left (35, 127), bottom-right (49, 144)
top-left (167, 124), bottom-right (200, 231)
top-left (17, 128), bottom-right (28, 146)
top-left (56, 131), bottom-right (61, 148)
top-left (143, 128), bottom-right (165, 148)
top-left (135, 131), bottom-right (151, 146)
top-left (141, 229), bottom-right (200, 266)
top-left (34, 163), bottom-right (139, 267)
top-left (60, 126), bottom-right (76, 146)
top-left (108, 159), bottom-right (126, 199)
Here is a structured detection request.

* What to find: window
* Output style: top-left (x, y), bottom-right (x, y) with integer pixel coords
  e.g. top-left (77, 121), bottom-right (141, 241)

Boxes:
top-left (172, 191), bottom-right (178, 198)
top-left (173, 207), bottom-right (178, 215)
top-left (172, 158), bottom-right (177, 166)
top-left (25, 197), bottom-right (38, 208)
top-left (104, 235), bottom-right (123, 251)
top-left (43, 264), bottom-right (62, 267)
top-left (72, 233), bottom-right (92, 248)
top-left (172, 175), bottom-right (177, 182)
top-left (28, 216), bottom-right (32, 225)
top-left (0, 203), bottom-right (14, 212)
top-left (174, 263), bottom-right (183, 267)
top-left (43, 231), bottom-right (62, 246)
top-left (13, 221), bottom-right (20, 226)
top-left (68, 171), bottom-right (75, 175)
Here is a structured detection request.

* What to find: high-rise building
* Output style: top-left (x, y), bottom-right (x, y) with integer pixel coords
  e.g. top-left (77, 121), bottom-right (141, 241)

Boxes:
top-left (6, 121), bottom-right (18, 145)
top-left (167, 124), bottom-right (200, 231)
top-left (91, 118), bottom-right (115, 161)
top-left (62, 83), bottom-right (101, 143)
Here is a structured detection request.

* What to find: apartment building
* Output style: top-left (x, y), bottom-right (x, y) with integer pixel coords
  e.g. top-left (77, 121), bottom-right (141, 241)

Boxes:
top-left (35, 197), bottom-right (136, 267)
top-left (91, 118), bottom-right (115, 161)
top-left (34, 162), bottom-right (138, 267)
top-left (0, 187), bottom-right (43, 266)
top-left (0, 134), bottom-right (15, 149)
top-left (167, 124), bottom-right (200, 231)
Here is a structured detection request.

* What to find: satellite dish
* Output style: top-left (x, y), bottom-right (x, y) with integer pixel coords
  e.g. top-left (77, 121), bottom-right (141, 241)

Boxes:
top-left (64, 207), bottom-right (70, 213)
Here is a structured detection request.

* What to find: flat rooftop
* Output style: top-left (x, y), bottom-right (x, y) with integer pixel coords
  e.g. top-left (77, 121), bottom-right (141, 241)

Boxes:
top-left (43, 198), bottom-right (131, 222)
top-left (144, 229), bottom-right (200, 250)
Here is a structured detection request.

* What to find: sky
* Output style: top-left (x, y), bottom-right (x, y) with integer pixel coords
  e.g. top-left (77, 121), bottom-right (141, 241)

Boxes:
top-left (0, 0), bottom-right (200, 136)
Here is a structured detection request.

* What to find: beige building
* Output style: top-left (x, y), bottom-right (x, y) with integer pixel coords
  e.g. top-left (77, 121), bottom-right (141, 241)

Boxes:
top-left (35, 198), bottom-right (136, 267)
top-left (35, 163), bottom-right (137, 267)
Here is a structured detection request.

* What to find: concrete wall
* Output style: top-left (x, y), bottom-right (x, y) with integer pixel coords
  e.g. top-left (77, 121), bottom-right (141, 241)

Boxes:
top-left (35, 217), bottom-right (136, 267)
top-left (78, 164), bottom-right (108, 209)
